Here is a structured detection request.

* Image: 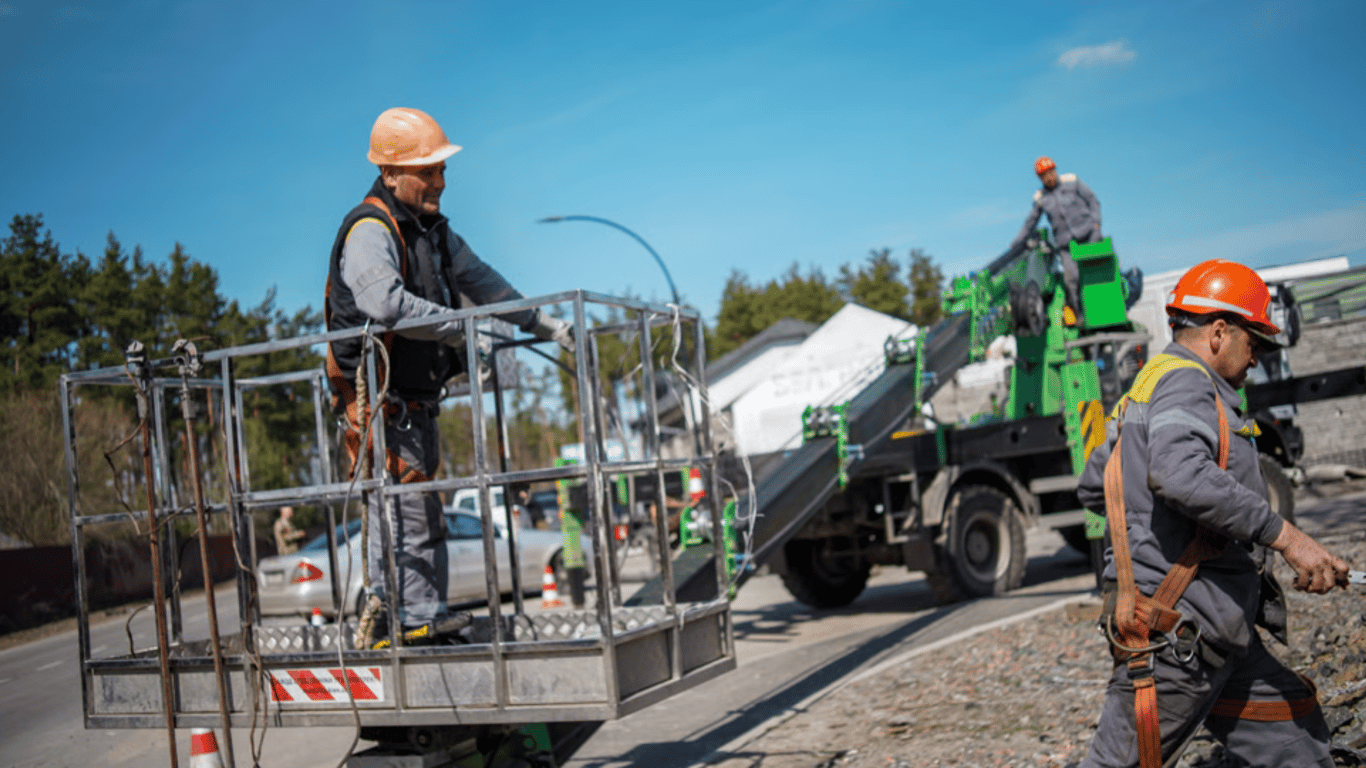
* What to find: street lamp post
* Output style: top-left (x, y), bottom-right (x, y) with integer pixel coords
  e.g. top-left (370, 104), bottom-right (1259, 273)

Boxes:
top-left (538, 215), bottom-right (681, 306)
top-left (539, 213), bottom-right (702, 456)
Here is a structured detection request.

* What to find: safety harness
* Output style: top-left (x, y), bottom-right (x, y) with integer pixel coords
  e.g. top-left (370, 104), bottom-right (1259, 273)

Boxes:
top-left (1101, 353), bottom-right (1318, 768)
top-left (324, 195), bottom-right (438, 649)
top-left (323, 195), bottom-right (432, 486)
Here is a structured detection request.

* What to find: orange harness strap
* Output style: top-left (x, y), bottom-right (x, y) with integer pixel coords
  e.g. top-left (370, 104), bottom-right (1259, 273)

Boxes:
top-left (1106, 390), bottom-right (1318, 767)
top-left (323, 196), bottom-right (430, 486)
top-left (1210, 675), bottom-right (1320, 721)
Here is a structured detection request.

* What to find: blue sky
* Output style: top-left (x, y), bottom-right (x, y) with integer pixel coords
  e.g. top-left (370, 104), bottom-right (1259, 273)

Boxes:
top-left (2, 0), bottom-right (1363, 326)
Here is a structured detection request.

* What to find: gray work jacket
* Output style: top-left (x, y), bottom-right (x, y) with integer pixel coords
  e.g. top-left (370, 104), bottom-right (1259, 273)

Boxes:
top-left (1009, 174), bottom-right (1102, 253)
top-left (326, 177), bottom-right (538, 398)
top-left (1077, 343), bottom-right (1285, 656)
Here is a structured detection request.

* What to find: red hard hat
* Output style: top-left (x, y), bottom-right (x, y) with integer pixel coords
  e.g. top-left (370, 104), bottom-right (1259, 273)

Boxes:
top-left (1034, 156), bottom-right (1056, 175)
top-left (1166, 259), bottom-right (1281, 340)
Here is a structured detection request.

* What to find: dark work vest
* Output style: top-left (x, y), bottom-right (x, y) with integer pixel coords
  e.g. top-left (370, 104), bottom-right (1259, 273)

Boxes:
top-left (325, 178), bottom-right (464, 400)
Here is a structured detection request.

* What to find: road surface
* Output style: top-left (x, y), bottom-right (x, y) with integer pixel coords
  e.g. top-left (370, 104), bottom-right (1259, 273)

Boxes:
top-left (4, 487), bottom-right (1357, 768)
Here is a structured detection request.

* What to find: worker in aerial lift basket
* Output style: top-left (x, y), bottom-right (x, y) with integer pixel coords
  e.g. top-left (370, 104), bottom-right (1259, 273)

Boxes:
top-left (1076, 259), bottom-right (1351, 767)
top-left (324, 107), bottom-right (573, 646)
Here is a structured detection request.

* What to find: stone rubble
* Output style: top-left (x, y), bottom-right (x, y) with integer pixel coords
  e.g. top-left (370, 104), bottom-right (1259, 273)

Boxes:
top-left (713, 531), bottom-right (1366, 768)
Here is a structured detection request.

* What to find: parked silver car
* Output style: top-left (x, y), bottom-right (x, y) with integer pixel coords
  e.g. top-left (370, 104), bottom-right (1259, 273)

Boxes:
top-left (256, 512), bottom-right (589, 619)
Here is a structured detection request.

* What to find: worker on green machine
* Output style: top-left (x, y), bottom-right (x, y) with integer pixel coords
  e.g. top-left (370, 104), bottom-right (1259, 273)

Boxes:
top-left (1004, 156), bottom-right (1103, 319)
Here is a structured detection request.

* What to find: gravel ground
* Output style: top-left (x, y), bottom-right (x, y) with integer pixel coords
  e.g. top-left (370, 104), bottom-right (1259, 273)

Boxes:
top-left (712, 530), bottom-right (1366, 768)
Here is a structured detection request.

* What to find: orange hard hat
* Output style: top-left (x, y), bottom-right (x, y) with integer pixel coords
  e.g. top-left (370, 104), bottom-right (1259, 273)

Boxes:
top-left (1034, 156), bottom-right (1056, 175)
top-left (367, 108), bottom-right (461, 166)
top-left (1166, 259), bottom-right (1280, 340)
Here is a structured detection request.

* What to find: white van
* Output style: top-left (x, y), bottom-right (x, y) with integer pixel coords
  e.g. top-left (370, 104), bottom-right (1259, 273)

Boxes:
top-left (449, 487), bottom-right (516, 527)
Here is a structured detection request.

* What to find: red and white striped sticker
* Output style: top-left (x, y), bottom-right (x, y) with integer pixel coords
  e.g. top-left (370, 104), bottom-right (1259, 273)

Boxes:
top-left (268, 667), bottom-right (384, 703)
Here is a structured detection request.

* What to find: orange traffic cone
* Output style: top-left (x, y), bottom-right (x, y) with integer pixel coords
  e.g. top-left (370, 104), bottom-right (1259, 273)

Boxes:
top-left (688, 466), bottom-right (705, 505)
top-left (310, 607), bottom-right (325, 626)
top-left (541, 565), bottom-right (562, 608)
top-left (189, 728), bottom-right (225, 768)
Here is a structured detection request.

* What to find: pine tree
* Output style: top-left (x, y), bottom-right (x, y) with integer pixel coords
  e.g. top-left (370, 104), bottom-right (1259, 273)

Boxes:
top-left (838, 248), bottom-right (911, 320)
top-left (0, 214), bottom-right (86, 392)
top-left (709, 264), bottom-right (844, 360)
top-left (907, 248), bottom-right (944, 327)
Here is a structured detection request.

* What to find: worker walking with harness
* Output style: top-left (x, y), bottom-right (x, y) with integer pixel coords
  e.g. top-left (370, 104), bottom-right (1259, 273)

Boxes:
top-left (325, 107), bottom-right (572, 644)
top-left (1077, 259), bottom-right (1350, 767)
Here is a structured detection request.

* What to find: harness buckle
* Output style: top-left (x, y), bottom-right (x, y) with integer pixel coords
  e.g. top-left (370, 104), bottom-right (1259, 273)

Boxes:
top-left (1126, 653), bottom-right (1155, 682)
top-left (1165, 621), bottom-right (1202, 664)
top-left (383, 394), bottom-right (412, 431)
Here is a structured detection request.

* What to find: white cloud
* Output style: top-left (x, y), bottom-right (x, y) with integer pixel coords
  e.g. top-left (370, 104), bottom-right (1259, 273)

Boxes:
top-left (1057, 40), bottom-right (1136, 70)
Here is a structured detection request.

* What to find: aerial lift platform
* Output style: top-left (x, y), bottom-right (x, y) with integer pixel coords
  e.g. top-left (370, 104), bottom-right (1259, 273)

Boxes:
top-left (59, 291), bottom-right (734, 766)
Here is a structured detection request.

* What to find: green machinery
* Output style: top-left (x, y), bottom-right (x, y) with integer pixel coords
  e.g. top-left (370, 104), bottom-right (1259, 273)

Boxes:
top-left (786, 232), bottom-right (1147, 605)
top-left (812, 232), bottom-right (1142, 477)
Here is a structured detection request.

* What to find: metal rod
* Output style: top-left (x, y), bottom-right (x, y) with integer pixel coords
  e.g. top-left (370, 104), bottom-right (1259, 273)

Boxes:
top-left (220, 355), bottom-right (255, 649)
top-left (490, 344), bottom-right (525, 617)
top-left (198, 290), bottom-right (590, 363)
top-left (573, 294), bottom-right (621, 707)
top-left (311, 372), bottom-right (343, 615)
top-left (365, 337), bottom-right (402, 656)
top-left (128, 343), bottom-right (179, 768)
top-left (151, 380), bottom-right (184, 644)
top-left (590, 331), bottom-right (625, 608)
top-left (228, 363), bottom-right (264, 629)
top-left (59, 375), bottom-right (95, 727)
top-left (57, 292), bottom-right (700, 386)
top-left (176, 341), bottom-right (236, 768)
top-left (467, 315), bottom-right (509, 709)
top-left (637, 314), bottom-right (678, 609)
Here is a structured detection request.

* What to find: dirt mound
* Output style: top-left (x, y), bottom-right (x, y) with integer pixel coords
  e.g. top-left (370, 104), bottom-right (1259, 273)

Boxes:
top-left (718, 532), bottom-right (1366, 767)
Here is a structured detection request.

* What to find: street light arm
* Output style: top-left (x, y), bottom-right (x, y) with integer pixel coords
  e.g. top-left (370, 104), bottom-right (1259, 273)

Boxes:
top-left (539, 214), bottom-right (681, 306)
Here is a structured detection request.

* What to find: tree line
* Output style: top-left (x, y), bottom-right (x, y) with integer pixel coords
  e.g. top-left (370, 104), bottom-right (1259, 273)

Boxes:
top-left (708, 248), bottom-right (944, 360)
top-left (1, 213), bottom-right (327, 545)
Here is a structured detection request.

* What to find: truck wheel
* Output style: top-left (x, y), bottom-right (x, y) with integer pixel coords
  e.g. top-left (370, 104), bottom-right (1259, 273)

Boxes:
top-left (942, 486), bottom-right (1025, 598)
top-left (1259, 454), bottom-right (1295, 525)
top-left (780, 538), bottom-right (871, 609)
top-left (922, 560), bottom-right (962, 604)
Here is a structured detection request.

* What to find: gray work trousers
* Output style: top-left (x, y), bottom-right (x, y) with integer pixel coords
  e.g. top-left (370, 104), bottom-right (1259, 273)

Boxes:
top-left (364, 407), bottom-right (448, 629)
top-left (1082, 630), bottom-right (1332, 767)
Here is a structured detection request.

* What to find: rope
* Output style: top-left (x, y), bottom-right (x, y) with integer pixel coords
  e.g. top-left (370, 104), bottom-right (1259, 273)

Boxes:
top-left (661, 304), bottom-right (758, 590)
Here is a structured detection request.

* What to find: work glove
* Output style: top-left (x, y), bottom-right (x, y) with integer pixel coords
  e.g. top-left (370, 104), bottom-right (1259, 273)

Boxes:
top-left (530, 312), bottom-right (574, 353)
top-left (442, 328), bottom-right (494, 362)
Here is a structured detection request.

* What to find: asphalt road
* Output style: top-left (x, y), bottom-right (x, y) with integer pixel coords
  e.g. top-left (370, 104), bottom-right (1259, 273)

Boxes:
top-left (2, 487), bottom-right (1358, 768)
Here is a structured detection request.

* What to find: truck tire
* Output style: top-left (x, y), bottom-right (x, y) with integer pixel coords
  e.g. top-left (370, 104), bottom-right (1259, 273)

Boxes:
top-left (941, 486), bottom-right (1026, 599)
top-left (922, 561), bottom-right (962, 604)
top-left (780, 538), bottom-right (871, 609)
top-left (1259, 454), bottom-right (1295, 525)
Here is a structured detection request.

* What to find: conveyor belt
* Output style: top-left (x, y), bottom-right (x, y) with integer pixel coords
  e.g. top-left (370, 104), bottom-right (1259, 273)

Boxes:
top-left (627, 312), bottom-right (973, 605)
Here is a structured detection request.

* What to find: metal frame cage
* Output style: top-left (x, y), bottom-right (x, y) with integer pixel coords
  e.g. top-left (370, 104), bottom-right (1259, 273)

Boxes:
top-left (59, 290), bottom-right (735, 732)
